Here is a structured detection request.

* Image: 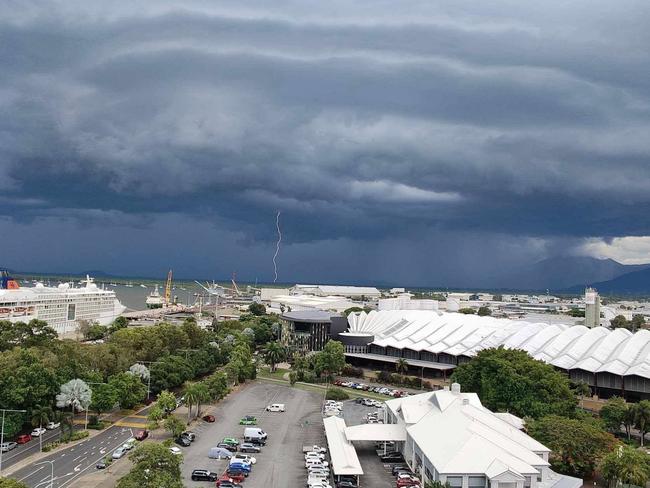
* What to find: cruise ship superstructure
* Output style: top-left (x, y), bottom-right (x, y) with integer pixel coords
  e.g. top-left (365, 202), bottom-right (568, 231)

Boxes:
top-left (0, 271), bottom-right (126, 334)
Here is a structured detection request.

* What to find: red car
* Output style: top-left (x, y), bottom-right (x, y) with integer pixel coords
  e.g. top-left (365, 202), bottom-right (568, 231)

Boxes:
top-left (216, 475), bottom-right (237, 486)
top-left (224, 469), bottom-right (246, 483)
top-left (202, 414), bottom-right (216, 422)
top-left (135, 430), bottom-right (149, 441)
top-left (16, 434), bottom-right (32, 444)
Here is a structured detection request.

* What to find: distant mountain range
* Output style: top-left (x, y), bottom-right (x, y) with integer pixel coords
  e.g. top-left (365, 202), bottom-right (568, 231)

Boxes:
top-left (565, 266), bottom-right (650, 295)
top-left (495, 256), bottom-right (650, 292)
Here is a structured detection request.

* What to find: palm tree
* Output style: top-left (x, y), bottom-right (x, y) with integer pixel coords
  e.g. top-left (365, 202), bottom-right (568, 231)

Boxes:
top-left (183, 383), bottom-right (200, 424)
top-left (264, 341), bottom-right (285, 372)
top-left (635, 400), bottom-right (650, 446)
top-left (56, 379), bottom-right (92, 435)
top-left (31, 405), bottom-right (53, 452)
top-left (574, 381), bottom-right (591, 409)
top-left (193, 383), bottom-right (210, 419)
top-left (395, 358), bottom-right (408, 376)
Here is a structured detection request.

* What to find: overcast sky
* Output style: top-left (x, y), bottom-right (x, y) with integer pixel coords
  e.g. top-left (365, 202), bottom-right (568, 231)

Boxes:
top-left (2, 1), bottom-right (650, 286)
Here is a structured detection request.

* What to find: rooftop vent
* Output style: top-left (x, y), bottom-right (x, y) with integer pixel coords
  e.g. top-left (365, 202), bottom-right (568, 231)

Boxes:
top-left (451, 382), bottom-right (461, 394)
top-left (462, 398), bottom-right (469, 405)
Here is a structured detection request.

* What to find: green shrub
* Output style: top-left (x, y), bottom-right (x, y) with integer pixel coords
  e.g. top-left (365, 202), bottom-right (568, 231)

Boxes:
top-left (70, 431), bottom-right (90, 441)
top-left (42, 441), bottom-right (60, 452)
top-left (325, 388), bottom-right (349, 400)
top-left (88, 421), bottom-right (105, 430)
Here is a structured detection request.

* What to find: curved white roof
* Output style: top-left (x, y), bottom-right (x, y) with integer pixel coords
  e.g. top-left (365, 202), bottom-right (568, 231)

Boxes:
top-left (348, 311), bottom-right (650, 379)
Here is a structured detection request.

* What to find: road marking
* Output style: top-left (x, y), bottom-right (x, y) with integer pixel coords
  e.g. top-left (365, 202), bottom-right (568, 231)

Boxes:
top-left (74, 463), bottom-right (82, 472)
top-left (39, 475), bottom-right (49, 482)
top-left (18, 465), bottom-right (45, 481)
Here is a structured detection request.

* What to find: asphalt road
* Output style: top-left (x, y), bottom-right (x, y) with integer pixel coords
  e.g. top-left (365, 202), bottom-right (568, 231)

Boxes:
top-left (1, 427), bottom-right (71, 472)
top-left (6, 403), bottom-right (161, 488)
top-left (179, 381), bottom-right (327, 488)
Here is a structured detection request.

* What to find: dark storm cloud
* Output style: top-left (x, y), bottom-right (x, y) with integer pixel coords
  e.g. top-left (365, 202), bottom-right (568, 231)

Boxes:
top-left (1, 0), bottom-right (650, 280)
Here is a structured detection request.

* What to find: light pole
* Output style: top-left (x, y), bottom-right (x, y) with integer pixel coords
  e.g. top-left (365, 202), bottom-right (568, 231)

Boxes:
top-left (135, 361), bottom-right (162, 401)
top-left (35, 460), bottom-right (54, 488)
top-left (0, 408), bottom-right (27, 476)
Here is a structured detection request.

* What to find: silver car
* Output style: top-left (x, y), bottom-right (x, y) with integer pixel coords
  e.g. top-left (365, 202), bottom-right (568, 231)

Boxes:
top-left (1, 442), bottom-right (17, 452)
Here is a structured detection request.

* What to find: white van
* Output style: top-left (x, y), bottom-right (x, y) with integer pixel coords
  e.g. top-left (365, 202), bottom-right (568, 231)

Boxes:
top-left (266, 403), bottom-right (286, 412)
top-left (244, 427), bottom-right (268, 442)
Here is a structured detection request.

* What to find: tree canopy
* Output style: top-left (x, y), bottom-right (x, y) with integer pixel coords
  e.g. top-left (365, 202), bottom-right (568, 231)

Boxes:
top-left (117, 443), bottom-right (183, 488)
top-left (600, 445), bottom-right (650, 487)
top-left (527, 415), bottom-right (617, 477)
top-left (451, 347), bottom-right (577, 418)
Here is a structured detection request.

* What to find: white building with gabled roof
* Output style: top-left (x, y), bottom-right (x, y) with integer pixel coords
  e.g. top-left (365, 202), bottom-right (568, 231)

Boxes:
top-left (383, 384), bottom-right (581, 488)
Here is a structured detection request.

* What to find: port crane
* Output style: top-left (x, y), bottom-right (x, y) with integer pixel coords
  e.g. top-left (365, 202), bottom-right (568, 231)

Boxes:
top-left (164, 269), bottom-right (173, 306)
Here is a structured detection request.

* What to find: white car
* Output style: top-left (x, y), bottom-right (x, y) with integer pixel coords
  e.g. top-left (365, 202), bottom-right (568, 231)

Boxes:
top-left (31, 427), bottom-right (47, 437)
top-left (169, 446), bottom-right (182, 455)
top-left (306, 445), bottom-right (327, 454)
top-left (305, 452), bottom-right (325, 461)
top-left (308, 482), bottom-right (332, 488)
top-left (122, 438), bottom-right (136, 450)
top-left (266, 403), bottom-right (286, 412)
top-left (45, 422), bottom-right (60, 430)
top-left (230, 454), bottom-right (257, 465)
top-left (305, 460), bottom-right (329, 469)
top-left (308, 467), bottom-right (330, 477)
top-left (1, 442), bottom-right (17, 452)
top-left (112, 447), bottom-right (127, 459)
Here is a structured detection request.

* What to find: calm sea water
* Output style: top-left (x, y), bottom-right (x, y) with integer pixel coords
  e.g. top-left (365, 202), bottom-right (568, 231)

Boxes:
top-left (108, 283), bottom-right (203, 311)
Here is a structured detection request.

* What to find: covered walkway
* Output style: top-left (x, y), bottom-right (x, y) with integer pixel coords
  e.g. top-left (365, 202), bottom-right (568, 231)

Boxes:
top-left (344, 423), bottom-right (406, 442)
top-left (323, 416), bottom-right (364, 478)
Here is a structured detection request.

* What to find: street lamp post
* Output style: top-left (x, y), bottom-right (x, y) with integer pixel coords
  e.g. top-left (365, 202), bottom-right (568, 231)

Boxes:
top-left (0, 408), bottom-right (27, 476)
top-left (35, 460), bottom-right (54, 488)
top-left (135, 361), bottom-right (162, 401)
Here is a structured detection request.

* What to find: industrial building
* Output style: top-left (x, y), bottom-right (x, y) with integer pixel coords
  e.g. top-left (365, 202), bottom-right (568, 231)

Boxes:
top-left (337, 310), bottom-right (650, 400)
top-left (290, 284), bottom-right (381, 299)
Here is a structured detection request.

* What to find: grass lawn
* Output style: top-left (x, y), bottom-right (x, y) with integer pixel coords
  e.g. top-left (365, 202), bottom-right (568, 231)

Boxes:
top-left (258, 367), bottom-right (290, 380)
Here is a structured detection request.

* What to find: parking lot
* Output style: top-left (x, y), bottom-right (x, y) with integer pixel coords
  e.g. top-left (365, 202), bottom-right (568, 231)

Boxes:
top-left (342, 399), bottom-right (400, 488)
top-left (179, 381), bottom-right (326, 488)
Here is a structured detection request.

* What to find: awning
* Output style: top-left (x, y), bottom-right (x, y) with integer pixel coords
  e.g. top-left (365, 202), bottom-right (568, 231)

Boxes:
top-left (345, 352), bottom-right (456, 370)
top-left (345, 423), bottom-right (407, 442)
top-left (323, 416), bottom-right (364, 476)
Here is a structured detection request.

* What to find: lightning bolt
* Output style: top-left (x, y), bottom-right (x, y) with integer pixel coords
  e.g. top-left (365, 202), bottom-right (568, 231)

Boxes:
top-left (273, 211), bottom-right (282, 283)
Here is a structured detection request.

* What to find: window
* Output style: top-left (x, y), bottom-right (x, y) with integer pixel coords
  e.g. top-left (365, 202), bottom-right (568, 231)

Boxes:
top-left (447, 477), bottom-right (463, 487)
top-left (469, 477), bottom-right (486, 488)
top-left (67, 304), bottom-right (76, 321)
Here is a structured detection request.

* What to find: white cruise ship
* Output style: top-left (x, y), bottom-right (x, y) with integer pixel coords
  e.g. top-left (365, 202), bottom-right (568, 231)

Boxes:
top-left (0, 271), bottom-right (126, 334)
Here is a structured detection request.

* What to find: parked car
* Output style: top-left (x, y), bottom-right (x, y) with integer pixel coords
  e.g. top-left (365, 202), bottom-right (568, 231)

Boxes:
top-left (391, 464), bottom-right (410, 475)
top-left (0, 442), bottom-right (17, 452)
top-left (225, 469), bottom-right (247, 482)
top-left (336, 481), bottom-right (358, 488)
top-left (16, 434), bottom-right (32, 444)
top-left (265, 403), bottom-right (286, 412)
top-left (112, 447), bottom-right (127, 459)
top-left (215, 478), bottom-right (242, 488)
top-left (222, 437), bottom-right (240, 447)
top-left (181, 431), bottom-right (196, 442)
top-left (122, 438), bottom-right (136, 450)
top-left (217, 442), bottom-right (238, 453)
top-left (231, 453), bottom-right (256, 465)
top-left (175, 436), bottom-right (191, 447)
top-left (190, 469), bottom-right (218, 481)
top-left (239, 442), bottom-right (261, 453)
top-left (135, 429), bottom-right (149, 441)
top-left (45, 422), bottom-right (60, 430)
top-left (209, 446), bottom-right (233, 459)
top-left (96, 460), bottom-right (107, 469)
top-left (169, 446), bottom-right (182, 455)
top-left (379, 452), bottom-right (404, 463)
top-left (202, 414), bottom-right (215, 422)
top-left (239, 415), bottom-right (257, 425)
top-left (228, 462), bottom-right (251, 474)
top-left (305, 451), bottom-right (326, 459)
